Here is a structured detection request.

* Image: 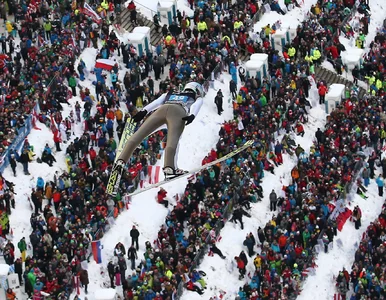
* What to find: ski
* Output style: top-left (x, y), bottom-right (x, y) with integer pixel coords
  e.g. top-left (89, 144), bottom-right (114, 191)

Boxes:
top-left (127, 140), bottom-right (254, 197)
top-left (115, 118), bottom-right (137, 163)
top-left (106, 118), bottom-right (136, 196)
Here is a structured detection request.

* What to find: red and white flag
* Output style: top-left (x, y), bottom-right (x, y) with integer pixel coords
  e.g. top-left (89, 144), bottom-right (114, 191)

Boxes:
top-left (147, 166), bottom-right (161, 184)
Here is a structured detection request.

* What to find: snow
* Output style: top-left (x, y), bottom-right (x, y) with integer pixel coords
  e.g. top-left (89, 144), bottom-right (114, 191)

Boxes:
top-left (0, 264), bottom-right (9, 276)
top-left (130, 0), bottom-right (194, 20)
top-left (245, 60), bottom-right (264, 70)
top-left (125, 32), bottom-right (146, 42)
top-left (3, 0), bottom-right (385, 299)
top-left (253, 0), bottom-right (318, 32)
top-left (83, 75), bottom-right (235, 296)
top-left (180, 78), bottom-right (325, 300)
top-left (94, 288), bottom-right (117, 300)
top-left (250, 53), bottom-right (269, 61)
top-left (326, 84), bottom-right (345, 98)
top-left (132, 26), bottom-right (151, 35)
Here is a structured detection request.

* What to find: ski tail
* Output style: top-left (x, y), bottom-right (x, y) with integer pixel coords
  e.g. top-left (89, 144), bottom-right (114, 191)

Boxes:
top-left (107, 118), bottom-right (136, 196)
top-left (115, 118), bottom-right (136, 163)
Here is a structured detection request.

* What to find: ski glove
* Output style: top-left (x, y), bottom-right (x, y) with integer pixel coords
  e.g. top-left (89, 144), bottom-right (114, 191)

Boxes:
top-left (182, 114), bottom-right (195, 125)
top-left (133, 109), bottom-right (147, 123)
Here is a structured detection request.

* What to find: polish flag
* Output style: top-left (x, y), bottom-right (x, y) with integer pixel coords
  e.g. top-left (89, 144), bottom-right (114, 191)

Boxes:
top-left (147, 166), bottom-right (161, 184)
top-left (95, 59), bottom-right (115, 71)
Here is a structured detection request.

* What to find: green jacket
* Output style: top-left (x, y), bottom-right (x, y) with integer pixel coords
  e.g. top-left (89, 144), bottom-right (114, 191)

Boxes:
top-left (44, 22), bottom-right (52, 32)
top-left (18, 239), bottom-right (27, 252)
top-left (68, 76), bottom-right (77, 87)
top-left (28, 271), bottom-right (36, 286)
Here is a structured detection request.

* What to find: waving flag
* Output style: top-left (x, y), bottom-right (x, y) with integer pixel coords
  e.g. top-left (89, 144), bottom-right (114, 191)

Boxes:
top-left (91, 240), bottom-right (102, 264)
top-left (95, 59), bottom-right (115, 71)
top-left (82, 3), bottom-right (102, 24)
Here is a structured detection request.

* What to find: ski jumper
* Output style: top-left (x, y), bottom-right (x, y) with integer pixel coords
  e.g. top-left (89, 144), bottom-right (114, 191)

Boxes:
top-left (118, 92), bottom-right (203, 169)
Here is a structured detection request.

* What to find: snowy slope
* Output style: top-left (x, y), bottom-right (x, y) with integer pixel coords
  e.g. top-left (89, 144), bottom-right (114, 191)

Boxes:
top-left (299, 0), bottom-right (386, 298)
top-left (180, 80), bottom-right (324, 300)
top-left (84, 74), bottom-right (237, 298)
top-left (298, 183), bottom-right (384, 300)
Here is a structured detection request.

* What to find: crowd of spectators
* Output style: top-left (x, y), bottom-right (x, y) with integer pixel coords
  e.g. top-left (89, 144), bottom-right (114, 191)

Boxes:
top-left (0, 0), bottom-right (264, 298)
top-left (336, 200), bottom-right (386, 300)
top-left (236, 87), bottom-right (386, 299)
top-left (0, 15), bottom-right (78, 158)
top-left (1, 0), bottom-right (383, 299)
top-left (360, 19), bottom-right (385, 96)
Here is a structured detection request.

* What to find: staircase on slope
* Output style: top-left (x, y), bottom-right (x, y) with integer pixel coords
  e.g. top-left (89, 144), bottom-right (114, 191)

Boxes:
top-left (314, 65), bottom-right (367, 99)
top-left (117, 9), bottom-right (163, 46)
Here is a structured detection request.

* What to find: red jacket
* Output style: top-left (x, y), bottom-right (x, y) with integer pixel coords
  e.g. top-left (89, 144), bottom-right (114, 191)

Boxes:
top-left (53, 130), bottom-right (61, 143)
top-left (236, 258), bottom-right (245, 269)
top-left (326, 45), bottom-right (339, 59)
top-left (318, 85), bottom-right (328, 96)
top-left (157, 190), bottom-right (167, 203)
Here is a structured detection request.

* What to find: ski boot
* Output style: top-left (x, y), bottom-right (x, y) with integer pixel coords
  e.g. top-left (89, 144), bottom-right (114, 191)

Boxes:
top-left (106, 159), bottom-right (126, 196)
top-left (163, 166), bottom-right (188, 180)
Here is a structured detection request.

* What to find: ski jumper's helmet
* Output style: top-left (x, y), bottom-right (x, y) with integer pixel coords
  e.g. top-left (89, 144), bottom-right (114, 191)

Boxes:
top-left (183, 82), bottom-right (204, 99)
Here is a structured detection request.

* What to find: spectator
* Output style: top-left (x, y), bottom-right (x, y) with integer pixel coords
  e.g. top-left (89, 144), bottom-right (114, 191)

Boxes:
top-left (352, 206), bottom-right (362, 230)
top-left (130, 225), bottom-right (140, 250)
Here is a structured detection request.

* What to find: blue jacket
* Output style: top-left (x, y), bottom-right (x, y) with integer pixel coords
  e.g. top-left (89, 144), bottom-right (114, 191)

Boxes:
top-left (37, 177), bottom-right (45, 189)
top-left (376, 177), bottom-right (384, 187)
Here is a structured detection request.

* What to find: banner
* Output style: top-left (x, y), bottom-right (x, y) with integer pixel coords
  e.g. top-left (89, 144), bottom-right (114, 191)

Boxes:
top-left (91, 240), bottom-right (102, 264)
top-left (82, 3), bottom-right (102, 24)
top-left (0, 113), bottom-right (34, 173)
top-left (147, 166), bottom-right (161, 184)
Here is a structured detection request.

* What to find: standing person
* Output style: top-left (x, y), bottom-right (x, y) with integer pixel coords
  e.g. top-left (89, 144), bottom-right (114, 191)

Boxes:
top-left (153, 14), bottom-right (161, 32)
top-left (352, 206), bottom-right (362, 230)
top-left (231, 206), bottom-right (244, 230)
top-left (79, 268), bottom-right (89, 294)
top-left (53, 130), bottom-right (62, 152)
top-left (269, 189), bottom-right (277, 212)
top-left (68, 74), bottom-right (77, 96)
top-left (14, 258), bottom-right (23, 285)
top-left (229, 79), bottom-right (237, 99)
top-left (130, 225), bottom-right (140, 250)
top-left (19, 149), bottom-right (30, 175)
top-left (235, 256), bottom-right (246, 279)
top-left (147, 76), bottom-right (154, 96)
top-left (107, 261), bottom-right (115, 288)
top-left (352, 66), bottom-right (360, 85)
top-left (376, 174), bottom-right (384, 197)
top-left (318, 82), bottom-right (328, 105)
top-left (214, 90), bottom-right (223, 115)
top-left (9, 154), bottom-right (17, 176)
top-left (17, 237), bottom-right (26, 262)
top-left (127, 245), bottom-right (138, 270)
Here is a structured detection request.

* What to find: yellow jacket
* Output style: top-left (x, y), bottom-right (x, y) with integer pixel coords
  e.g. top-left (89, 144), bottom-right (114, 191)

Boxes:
top-left (6, 22), bottom-right (13, 33)
top-left (165, 269), bottom-right (173, 279)
top-left (234, 20), bottom-right (243, 30)
top-left (312, 49), bottom-right (321, 60)
top-left (264, 26), bottom-right (272, 36)
top-left (288, 47), bottom-right (296, 57)
top-left (101, 0), bottom-right (109, 9)
top-left (305, 55), bottom-right (312, 62)
top-left (197, 21), bottom-right (208, 32)
top-left (376, 79), bottom-right (382, 90)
